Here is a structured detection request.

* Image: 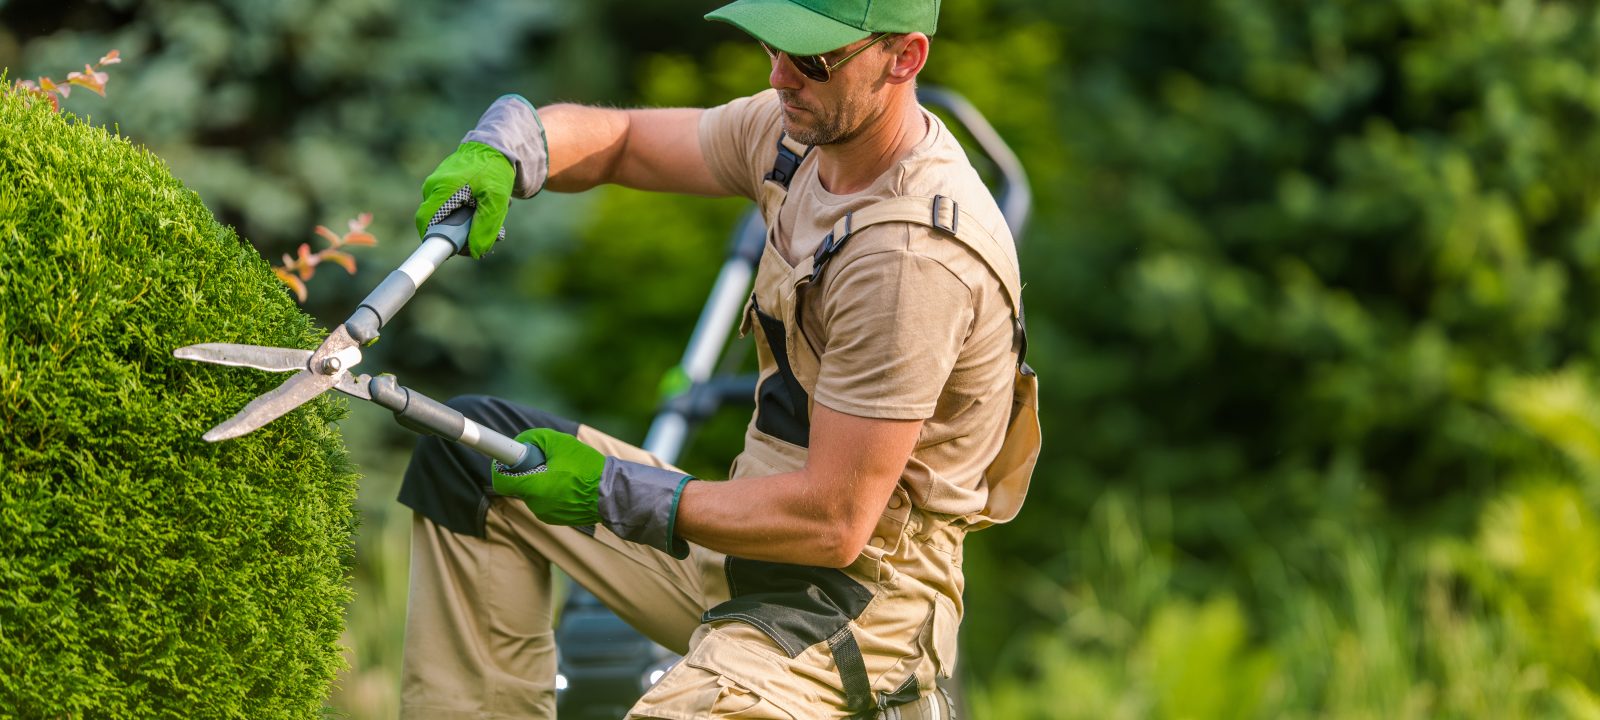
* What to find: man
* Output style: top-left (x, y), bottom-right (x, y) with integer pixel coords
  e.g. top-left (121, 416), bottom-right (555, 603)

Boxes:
top-left (397, 0), bottom-right (1040, 717)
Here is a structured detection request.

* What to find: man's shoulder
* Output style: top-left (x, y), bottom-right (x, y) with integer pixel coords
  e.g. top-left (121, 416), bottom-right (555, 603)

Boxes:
top-left (703, 89), bottom-right (783, 142)
top-left (893, 112), bottom-right (1010, 227)
top-left (699, 90), bottom-right (786, 201)
top-left (818, 221), bottom-right (1006, 311)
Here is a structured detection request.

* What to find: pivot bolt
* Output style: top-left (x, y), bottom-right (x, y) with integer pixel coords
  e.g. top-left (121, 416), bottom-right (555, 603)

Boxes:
top-left (320, 357), bottom-right (343, 375)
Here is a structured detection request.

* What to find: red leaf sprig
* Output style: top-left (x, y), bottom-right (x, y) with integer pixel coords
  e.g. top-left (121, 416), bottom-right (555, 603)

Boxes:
top-left (274, 213), bottom-right (379, 302)
top-left (14, 50), bottom-right (121, 112)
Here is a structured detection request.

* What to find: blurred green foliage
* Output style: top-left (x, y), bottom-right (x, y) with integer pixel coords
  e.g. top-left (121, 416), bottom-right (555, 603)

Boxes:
top-left (10, 0), bottom-right (1600, 716)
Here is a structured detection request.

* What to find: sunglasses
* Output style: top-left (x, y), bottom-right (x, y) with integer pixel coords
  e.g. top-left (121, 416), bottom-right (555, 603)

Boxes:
top-left (759, 33), bottom-right (892, 84)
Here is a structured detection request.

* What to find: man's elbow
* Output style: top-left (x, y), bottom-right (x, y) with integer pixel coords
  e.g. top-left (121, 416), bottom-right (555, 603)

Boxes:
top-left (811, 511), bottom-right (879, 569)
top-left (807, 535), bottom-right (863, 569)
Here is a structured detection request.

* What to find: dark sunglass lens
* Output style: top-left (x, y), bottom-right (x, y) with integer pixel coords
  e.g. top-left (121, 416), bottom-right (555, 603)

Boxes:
top-left (790, 54), bottom-right (830, 82)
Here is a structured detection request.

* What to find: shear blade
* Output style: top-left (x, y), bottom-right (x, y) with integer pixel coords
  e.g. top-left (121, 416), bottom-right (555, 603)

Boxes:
top-left (175, 343), bottom-right (312, 373)
top-left (202, 370), bottom-right (338, 442)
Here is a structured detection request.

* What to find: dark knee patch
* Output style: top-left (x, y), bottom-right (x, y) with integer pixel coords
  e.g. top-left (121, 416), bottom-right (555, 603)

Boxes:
top-left (399, 395), bottom-right (580, 537)
top-left (445, 394), bottom-right (579, 436)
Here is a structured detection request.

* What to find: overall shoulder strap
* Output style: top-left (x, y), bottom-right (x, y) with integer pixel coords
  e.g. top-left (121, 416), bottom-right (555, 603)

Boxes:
top-left (811, 195), bottom-right (1030, 364)
top-left (764, 133), bottom-right (813, 191)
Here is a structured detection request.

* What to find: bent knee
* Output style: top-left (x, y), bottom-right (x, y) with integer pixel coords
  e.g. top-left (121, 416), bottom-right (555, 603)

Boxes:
top-left (442, 394), bottom-right (580, 435)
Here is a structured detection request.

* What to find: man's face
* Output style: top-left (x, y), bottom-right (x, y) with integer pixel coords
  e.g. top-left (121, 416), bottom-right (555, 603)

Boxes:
top-left (765, 36), bottom-right (889, 146)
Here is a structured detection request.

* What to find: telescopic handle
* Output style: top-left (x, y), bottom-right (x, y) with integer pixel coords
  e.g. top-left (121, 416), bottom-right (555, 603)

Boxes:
top-left (344, 205), bottom-right (477, 344)
top-left (367, 375), bottom-right (546, 472)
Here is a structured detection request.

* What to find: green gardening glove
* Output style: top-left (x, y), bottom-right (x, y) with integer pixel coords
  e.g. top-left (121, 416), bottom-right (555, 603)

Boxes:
top-left (492, 427), bottom-right (605, 525)
top-left (415, 141), bottom-right (514, 259)
top-left (416, 94), bottom-right (550, 258)
top-left (491, 426), bottom-right (694, 557)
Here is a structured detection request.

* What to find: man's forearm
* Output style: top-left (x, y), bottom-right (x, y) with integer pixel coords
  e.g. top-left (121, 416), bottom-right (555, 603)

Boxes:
top-left (675, 470), bottom-right (884, 568)
top-left (538, 103), bottom-right (632, 193)
top-left (674, 406), bottom-right (919, 568)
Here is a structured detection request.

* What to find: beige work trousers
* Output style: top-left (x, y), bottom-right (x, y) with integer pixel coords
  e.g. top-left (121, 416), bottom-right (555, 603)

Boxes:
top-left (399, 423), bottom-right (957, 719)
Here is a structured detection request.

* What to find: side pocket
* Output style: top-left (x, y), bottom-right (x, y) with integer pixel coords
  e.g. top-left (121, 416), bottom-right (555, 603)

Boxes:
top-left (634, 653), bottom-right (798, 720)
top-left (710, 676), bottom-right (791, 720)
top-left (930, 593), bottom-right (961, 679)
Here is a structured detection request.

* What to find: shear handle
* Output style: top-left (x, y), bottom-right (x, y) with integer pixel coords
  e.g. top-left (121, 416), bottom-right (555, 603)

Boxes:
top-left (345, 204), bottom-right (476, 344)
top-left (366, 375), bottom-right (546, 471)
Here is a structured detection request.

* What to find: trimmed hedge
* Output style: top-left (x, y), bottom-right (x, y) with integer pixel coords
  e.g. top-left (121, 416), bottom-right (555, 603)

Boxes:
top-left (0, 86), bottom-right (357, 716)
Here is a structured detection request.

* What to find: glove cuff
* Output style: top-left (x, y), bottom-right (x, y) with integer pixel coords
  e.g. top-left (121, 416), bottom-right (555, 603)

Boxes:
top-left (598, 457), bottom-right (693, 559)
top-left (463, 94), bottom-right (549, 199)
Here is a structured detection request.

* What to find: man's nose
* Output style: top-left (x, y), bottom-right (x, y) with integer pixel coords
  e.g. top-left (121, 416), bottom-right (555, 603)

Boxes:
top-left (768, 51), bottom-right (805, 90)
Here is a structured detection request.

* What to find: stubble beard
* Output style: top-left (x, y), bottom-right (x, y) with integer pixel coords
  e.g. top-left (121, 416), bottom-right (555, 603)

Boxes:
top-left (778, 89), bottom-right (863, 146)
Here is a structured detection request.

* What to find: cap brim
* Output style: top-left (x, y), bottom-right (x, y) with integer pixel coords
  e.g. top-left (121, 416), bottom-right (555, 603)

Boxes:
top-left (705, 0), bottom-right (870, 56)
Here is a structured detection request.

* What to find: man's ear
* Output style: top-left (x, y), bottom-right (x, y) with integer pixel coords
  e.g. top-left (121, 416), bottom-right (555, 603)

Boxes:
top-left (885, 33), bottom-right (929, 85)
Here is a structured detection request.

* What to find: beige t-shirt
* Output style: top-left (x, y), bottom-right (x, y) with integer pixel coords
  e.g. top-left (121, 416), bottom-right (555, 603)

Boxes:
top-left (698, 89), bottom-right (1021, 517)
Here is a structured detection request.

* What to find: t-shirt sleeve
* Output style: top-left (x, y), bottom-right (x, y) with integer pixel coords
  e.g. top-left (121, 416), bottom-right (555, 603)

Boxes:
top-left (812, 227), bottom-right (976, 420)
top-left (697, 89), bottom-right (783, 201)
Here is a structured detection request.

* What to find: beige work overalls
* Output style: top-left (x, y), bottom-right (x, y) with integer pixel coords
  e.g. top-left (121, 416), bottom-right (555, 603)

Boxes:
top-left (651, 134), bottom-right (1041, 718)
top-left (400, 133), bottom-right (1040, 720)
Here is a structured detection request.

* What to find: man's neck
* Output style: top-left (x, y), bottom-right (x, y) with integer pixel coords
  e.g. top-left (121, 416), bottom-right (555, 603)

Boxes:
top-left (814, 92), bottom-right (927, 195)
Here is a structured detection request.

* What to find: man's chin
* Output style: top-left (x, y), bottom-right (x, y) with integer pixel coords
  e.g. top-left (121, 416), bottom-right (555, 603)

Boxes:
top-left (780, 117), bottom-right (811, 142)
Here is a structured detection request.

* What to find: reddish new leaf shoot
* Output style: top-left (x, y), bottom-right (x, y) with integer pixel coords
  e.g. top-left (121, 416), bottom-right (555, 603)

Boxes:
top-left (274, 267), bottom-right (308, 303)
top-left (273, 214), bottom-right (380, 302)
top-left (14, 50), bottom-right (120, 111)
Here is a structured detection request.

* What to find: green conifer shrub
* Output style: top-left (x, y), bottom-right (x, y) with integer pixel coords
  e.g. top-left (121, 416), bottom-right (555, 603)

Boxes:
top-left (0, 85), bottom-right (357, 716)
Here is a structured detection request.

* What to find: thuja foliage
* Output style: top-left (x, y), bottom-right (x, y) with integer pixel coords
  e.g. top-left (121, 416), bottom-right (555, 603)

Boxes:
top-left (0, 85), bottom-right (357, 716)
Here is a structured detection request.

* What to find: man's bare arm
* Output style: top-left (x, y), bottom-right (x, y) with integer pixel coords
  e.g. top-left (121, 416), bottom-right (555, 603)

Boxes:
top-left (674, 403), bottom-right (923, 568)
top-left (539, 104), bottom-right (727, 196)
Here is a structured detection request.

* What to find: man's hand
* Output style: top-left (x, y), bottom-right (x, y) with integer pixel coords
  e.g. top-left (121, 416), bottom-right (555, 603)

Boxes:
top-left (415, 142), bottom-right (515, 258)
top-left (491, 428), bottom-right (694, 558)
top-left (492, 428), bottom-right (604, 525)
top-left (416, 94), bottom-right (549, 258)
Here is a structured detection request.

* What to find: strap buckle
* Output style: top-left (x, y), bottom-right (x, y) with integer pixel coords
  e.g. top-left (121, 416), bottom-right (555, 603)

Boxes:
top-left (813, 211), bottom-right (854, 272)
top-left (931, 194), bottom-right (959, 235)
top-left (764, 134), bottom-right (811, 189)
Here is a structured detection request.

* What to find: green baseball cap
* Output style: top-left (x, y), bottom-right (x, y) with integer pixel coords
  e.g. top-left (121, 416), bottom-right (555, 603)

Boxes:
top-left (705, 0), bottom-right (939, 56)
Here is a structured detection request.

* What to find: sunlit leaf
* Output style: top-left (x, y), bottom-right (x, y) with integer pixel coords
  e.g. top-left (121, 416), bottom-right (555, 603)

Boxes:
top-left (295, 243), bottom-right (316, 280)
top-left (273, 267), bottom-right (307, 303)
top-left (65, 68), bottom-right (107, 97)
top-left (341, 231), bottom-right (377, 247)
top-left (322, 249), bottom-right (358, 274)
top-left (98, 49), bottom-right (121, 66)
top-left (314, 225), bottom-right (342, 246)
top-left (350, 212), bottom-right (372, 232)
top-left (40, 76), bottom-right (68, 99)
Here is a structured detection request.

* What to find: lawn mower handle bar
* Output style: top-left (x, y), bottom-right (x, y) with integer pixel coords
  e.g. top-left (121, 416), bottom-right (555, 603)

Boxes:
top-left (916, 86), bottom-right (1033, 237)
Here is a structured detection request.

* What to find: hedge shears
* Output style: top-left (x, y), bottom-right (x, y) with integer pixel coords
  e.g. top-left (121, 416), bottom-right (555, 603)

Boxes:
top-left (174, 190), bottom-right (546, 473)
